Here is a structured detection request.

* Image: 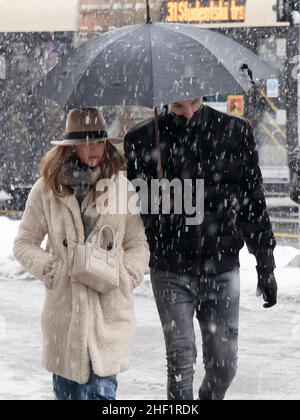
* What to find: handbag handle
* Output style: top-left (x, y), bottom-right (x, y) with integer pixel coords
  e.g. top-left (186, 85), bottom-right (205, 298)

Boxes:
top-left (92, 224), bottom-right (117, 251)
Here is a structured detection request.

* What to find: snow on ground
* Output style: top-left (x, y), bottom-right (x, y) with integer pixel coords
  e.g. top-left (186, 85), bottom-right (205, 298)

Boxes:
top-left (0, 191), bottom-right (12, 201)
top-left (1, 216), bottom-right (300, 400)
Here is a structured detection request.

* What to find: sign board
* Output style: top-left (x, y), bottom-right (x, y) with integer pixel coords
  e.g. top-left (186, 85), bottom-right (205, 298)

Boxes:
top-left (276, 109), bottom-right (287, 126)
top-left (261, 166), bottom-right (290, 184)
top-left (227, 95), bottom-right (245, 117)
top-left (267, 78), bottom-right (279, 98)
top-left (163, 0), bottom-right (247, 24)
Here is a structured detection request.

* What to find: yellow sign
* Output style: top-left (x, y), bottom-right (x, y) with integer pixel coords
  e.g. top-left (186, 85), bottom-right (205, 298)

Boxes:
top-left (165, 0), bottom-right (246, 23)
top-left (228, 95), bottom-right (245, 117)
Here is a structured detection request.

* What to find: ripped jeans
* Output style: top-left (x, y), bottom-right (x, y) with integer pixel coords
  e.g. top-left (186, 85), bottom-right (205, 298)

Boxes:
top-left (150, 269), bottom-right (240, 400)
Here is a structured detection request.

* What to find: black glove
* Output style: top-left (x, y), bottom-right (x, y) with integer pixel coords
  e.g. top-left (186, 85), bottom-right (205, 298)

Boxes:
top-left (256, 271), bottom-right (278, 309)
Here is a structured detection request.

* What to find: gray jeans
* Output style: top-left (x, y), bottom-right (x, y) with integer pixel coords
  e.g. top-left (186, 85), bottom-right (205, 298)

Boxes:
top-left (150, 269), bottom-right (240, 400)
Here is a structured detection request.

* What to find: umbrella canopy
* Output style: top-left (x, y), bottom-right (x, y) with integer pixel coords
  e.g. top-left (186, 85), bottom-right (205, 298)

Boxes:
top-left (33, 23), bottom-right (277, 110)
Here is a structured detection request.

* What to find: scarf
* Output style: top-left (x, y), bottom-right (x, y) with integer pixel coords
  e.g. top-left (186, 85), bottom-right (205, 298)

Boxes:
top-left (60, 157), bottom-right (102, 241)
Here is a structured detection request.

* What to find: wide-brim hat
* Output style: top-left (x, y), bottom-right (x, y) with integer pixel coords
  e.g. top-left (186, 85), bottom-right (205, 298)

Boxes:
top-left (51, 107), bottom-right (123, 146)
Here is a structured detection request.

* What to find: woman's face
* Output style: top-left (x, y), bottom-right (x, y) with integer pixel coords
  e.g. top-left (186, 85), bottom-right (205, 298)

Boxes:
top-left (74, 142), bottom-right (106, 168)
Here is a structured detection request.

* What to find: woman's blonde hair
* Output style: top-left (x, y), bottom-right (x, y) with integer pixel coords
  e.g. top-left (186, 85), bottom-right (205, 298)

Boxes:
top-left (40, 142), bottom-right (127, 198)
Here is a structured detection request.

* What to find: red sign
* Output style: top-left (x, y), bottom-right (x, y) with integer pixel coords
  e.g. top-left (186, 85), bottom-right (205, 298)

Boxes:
top-left (228, 95), bottom-right (245, 117)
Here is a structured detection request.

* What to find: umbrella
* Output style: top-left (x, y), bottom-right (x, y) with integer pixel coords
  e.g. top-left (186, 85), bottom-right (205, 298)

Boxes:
top-left (33, 0), bottom-right (277, 177)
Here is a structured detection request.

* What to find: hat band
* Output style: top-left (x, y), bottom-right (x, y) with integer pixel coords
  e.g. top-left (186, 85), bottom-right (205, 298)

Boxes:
top-left (64, 130), bottom-right (108, 140)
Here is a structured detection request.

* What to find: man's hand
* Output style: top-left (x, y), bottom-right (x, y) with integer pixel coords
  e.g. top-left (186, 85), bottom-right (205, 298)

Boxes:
top-left (256, 271), bottom-right (278, 309)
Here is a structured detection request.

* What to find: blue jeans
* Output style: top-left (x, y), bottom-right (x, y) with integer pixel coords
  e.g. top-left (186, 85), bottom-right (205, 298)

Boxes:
top-left (53, 361), bottom-right (118, 400)
top-left (150, 269), bottom-right (240, 400)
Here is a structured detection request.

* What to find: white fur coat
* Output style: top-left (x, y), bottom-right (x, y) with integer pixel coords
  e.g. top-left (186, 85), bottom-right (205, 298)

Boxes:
top-left (13, 173), bottom-right (150, 384)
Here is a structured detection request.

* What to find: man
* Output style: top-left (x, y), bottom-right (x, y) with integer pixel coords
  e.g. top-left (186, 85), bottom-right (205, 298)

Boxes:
top-left (124, 98), bottom-right (278, 400)
top-left (289, 146), bottom-right (300, 204)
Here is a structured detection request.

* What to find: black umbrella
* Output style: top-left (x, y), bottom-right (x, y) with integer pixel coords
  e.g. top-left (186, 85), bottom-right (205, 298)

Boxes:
top-left (33, 0), bottom-right (277, 177)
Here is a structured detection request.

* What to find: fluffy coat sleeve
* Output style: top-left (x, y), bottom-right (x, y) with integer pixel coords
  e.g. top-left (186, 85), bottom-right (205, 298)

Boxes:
top-left (122, 210), bottom-right (150, 289)
top-left (13, 179), bottom-right (60, 282)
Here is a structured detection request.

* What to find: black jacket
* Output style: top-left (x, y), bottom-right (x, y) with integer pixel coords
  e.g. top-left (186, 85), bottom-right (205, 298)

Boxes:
top-left (289, 147), bottom-right (300, 204)
top-left (124, 105), bottom-right (276, 277)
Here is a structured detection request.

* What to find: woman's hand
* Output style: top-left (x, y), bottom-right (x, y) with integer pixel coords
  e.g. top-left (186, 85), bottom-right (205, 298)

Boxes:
top-left (42, 258), bottom-right (62, 290)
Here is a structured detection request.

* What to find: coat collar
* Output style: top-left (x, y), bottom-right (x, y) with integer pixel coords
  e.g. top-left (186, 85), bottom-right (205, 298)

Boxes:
top-left (57, 192), bottom-right (86, 243)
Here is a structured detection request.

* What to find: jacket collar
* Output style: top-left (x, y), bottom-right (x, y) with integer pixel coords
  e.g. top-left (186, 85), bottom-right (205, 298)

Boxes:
top-left (164, 104), bottom-right (205, 129)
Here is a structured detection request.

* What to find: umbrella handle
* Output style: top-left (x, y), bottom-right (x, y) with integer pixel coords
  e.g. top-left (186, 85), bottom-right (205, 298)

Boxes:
top-left (154, 107), bottom-right (164, 180)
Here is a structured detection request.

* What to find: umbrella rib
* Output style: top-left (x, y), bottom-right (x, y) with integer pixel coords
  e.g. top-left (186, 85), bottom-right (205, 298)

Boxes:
top-left (159, 24), bottom-right (248, 94)
top-left (147, 24), bottom-right (155, 108)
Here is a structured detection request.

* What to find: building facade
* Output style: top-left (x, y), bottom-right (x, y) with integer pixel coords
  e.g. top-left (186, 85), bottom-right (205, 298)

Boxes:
top-left (0, 32), bottom-right (74, 211)
top-left (77, 0), bottom-right (289, 36)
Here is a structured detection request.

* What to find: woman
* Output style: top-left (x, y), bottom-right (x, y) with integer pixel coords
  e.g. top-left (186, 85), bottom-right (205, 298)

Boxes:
top-left (13, 107), bottom-right (150, 400)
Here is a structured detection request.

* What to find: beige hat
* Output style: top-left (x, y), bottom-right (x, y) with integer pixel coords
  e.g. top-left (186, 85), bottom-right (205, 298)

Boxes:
top-left (51, 107), bottom-right (123, 146)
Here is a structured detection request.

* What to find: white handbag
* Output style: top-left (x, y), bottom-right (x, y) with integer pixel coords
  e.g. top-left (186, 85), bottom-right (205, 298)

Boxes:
top-left (70, 225), bottom-right (119, 294)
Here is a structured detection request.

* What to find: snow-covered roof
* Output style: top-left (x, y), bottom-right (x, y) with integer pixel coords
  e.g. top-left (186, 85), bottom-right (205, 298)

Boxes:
top-left (0, 0), bottom-right (79, 32)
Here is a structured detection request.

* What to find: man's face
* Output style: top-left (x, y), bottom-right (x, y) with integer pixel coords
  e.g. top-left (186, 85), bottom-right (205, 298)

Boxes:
top-left (170, 97), bottom-right (203, 120)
